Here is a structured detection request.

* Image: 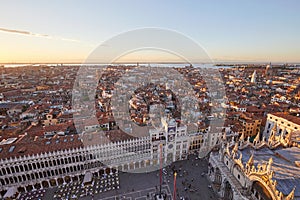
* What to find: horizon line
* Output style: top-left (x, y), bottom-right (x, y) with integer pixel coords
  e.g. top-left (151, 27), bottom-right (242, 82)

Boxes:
top-left (1, 61), bottom-right (300, 65)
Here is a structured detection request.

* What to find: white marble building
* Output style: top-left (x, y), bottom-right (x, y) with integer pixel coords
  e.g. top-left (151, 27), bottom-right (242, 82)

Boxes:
top-left (263, 113), bottom-right (300, 141)
top-left (0, 117), bottom-right (220, 197)
top-left (208, 118), bottom-right (300, 200)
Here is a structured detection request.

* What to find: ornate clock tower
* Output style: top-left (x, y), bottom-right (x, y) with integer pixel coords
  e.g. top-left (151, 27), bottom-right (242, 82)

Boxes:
top-left (149, 117), bottom-right (189, 166)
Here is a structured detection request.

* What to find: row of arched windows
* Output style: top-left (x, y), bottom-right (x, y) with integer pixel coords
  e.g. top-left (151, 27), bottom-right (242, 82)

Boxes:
top-left (0, 160), bottom-right (103, 186)
top-left (0, 153), bottom-right (96, 176)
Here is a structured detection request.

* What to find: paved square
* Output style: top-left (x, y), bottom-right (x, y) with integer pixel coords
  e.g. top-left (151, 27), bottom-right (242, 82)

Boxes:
top-left (42, 154), bottom-right (218, 200)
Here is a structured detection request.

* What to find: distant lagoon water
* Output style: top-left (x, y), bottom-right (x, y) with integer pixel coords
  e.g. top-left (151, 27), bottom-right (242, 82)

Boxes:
top-left (3, 63), bottom-right (234, 69)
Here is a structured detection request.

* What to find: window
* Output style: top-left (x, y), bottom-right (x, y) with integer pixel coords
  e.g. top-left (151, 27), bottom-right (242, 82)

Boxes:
top-left (238, 174), bottom-right (240, 179)
top-left (8, 146), bottom-right (15, 153)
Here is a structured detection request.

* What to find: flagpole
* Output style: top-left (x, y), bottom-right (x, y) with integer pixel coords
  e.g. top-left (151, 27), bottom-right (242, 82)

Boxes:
top-left (159, 143), bottom-right (163, 196)
top-left (173, 172), bottom-right (177, 200)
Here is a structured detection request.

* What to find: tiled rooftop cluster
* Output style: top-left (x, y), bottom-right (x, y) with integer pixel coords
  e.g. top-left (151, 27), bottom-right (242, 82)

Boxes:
top-left (0, 64), bottom-right (299, 159)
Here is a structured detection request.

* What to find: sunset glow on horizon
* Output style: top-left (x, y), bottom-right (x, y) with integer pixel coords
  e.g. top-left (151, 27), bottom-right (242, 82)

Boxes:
top-left (1, 0), bottom-right (300, 64)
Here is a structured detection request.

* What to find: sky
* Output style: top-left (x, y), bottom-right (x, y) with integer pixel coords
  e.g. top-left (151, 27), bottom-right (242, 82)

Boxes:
top-left (0, 0), bottom-right (300, 63)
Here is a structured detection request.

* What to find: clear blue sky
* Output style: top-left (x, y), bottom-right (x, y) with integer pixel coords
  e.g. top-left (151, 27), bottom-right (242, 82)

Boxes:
top-left (0, 0), bottom-right (300, 63)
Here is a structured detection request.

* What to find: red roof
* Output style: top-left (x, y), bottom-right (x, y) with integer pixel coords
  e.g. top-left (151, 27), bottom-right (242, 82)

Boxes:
top-left (0, 134), bottom-right (83, 160)
top-left (271, 112), bottom-right (300, 126)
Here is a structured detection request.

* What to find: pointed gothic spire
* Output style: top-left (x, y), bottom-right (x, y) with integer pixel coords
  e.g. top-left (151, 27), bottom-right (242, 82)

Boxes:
top-left (280, 130), bottom-right (285, 140)
top-left (232, 142), bottom-right (239, 157)
top-left (233, 142), bottom-right (239, 152)
top-left (285, 131), bottom-right (293, 146)
top-left (269, 130), bottom-right (276, 144)
top-left (269, 157), bottom-right (273, 165)
top-left (253, 132), bottom-right (260, 145)
top-left (240, 132), bottom-right (245, 142)
top-left (285, 187), bottom-right (296, 200)
top-left (271, 123), bottom-right (277, 135)
top-left (251, 70), bottom-right (257, 83)
top-left (267, 157), bottom-right (273, 173)
top-left (247, 154), bottom-right (254, 167)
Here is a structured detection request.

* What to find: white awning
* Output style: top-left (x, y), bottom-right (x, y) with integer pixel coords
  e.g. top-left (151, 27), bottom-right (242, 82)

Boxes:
top-left (4, 187), bottom-right (17, 198)
top-left (83, 172), bottom-right (92, 183)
